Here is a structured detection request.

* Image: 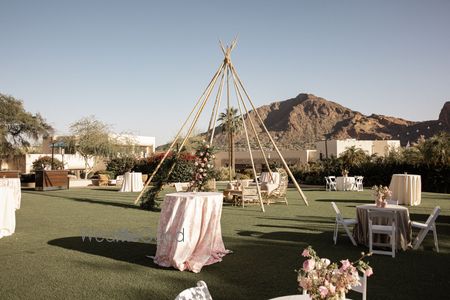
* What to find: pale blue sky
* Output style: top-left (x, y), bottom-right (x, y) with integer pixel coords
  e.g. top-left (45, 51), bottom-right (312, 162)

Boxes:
top-left (1, 0), bottom-right (449, 146)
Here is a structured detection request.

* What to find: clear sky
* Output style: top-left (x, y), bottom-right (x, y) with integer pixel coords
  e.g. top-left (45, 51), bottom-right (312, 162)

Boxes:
top-left (1, 0), bottom-right (449, 146)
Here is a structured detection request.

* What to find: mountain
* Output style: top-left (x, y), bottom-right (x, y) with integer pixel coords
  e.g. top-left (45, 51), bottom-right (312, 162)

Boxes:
top-left (158, 94), bottom-right (449, 150)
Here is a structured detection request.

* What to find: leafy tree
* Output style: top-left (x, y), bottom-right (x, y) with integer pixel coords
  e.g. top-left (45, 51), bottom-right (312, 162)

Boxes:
top-left (0, 93), bottom-right (52, 166)
top-left (31, 156), bottom-right (63, 171)
top-left (339, 146), bottom-right (370, 170)
top-left (69, 116), bottom-right (117, 179)
top-left (218, 107), bottom-right (242, 180)
top-left (416, 132), bottom-right (449, 167)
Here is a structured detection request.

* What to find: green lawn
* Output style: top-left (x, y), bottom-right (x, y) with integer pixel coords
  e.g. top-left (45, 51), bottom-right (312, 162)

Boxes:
top-left (1, 185), bottom-right (449, 300)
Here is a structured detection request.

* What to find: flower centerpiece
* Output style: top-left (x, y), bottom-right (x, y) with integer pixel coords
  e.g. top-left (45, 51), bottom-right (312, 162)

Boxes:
top-left (297, 246), bottom-right (373, 300)
top-left (372, 185), bottom-right (392, 207)
top-left (341, 169), bottom-right (349, 177)
top-left (188, 140), bottom-right (215, 192)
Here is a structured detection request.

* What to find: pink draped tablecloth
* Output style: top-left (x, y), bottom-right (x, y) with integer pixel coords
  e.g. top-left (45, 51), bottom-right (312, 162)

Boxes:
top-left (153, 192), bottom-right (229, 273)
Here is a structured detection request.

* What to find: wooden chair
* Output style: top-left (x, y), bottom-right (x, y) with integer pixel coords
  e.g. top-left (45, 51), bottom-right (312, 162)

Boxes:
top-left (175, 280), bottom-right (213, 300)
top-left (331, 202), bottom-right (358, 246)
top-left (368, 209), bottom-right (397, 257)
top-left (411, 206), bottom-right (440, 252)
top-left (238, 186), bottom-right (259, 207)
top-left (265, 168), bottom-right (288, 205)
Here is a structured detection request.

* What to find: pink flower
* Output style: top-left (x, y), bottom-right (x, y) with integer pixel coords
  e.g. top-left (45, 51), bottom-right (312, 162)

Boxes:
top-left (365, 267), bottom-right (373, 277)
top-left (340, 259), bottom-right (351, 270)
top-left (318, 286), bottom-right (328, 298)
top-left (303, 258), bottom-right (316, 272)
top-left (301, 249), bottom-right (310, 257)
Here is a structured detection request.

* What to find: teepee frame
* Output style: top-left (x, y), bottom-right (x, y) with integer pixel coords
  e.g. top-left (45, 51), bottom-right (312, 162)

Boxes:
top-left (135, 40), bottom-right (308, 211)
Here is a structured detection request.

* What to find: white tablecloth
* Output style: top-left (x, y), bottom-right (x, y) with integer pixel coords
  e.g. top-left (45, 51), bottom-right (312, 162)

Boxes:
top-left (389, 174), bottom-right (421, 206)
top-left (153, 192), bottom-right (229, 273)
top-left (0, 178), bottom-right (21, 209)
top-left (119, 172), bottom-right (143, 192)
top-left (336, 176), bottom-right (355, 191)
top-left (0, 178), bottom-right (21, 239)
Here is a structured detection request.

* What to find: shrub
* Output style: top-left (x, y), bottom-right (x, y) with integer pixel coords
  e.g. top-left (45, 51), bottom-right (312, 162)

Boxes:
top-left (133, 152), bottom-right (196, 182)
top-left (106, 156), bottom-right (138, 178)
top-left (32, 156), bottom-right (63, 171)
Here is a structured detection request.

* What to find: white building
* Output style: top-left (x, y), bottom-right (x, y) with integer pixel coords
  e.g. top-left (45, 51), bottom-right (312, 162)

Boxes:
top-left (315, 139), bottom-right (401, 160)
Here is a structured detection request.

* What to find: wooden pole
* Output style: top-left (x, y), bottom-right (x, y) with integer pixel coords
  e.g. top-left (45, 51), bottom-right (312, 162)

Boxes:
top-left (230, 64), bottom-right (309, 206)
top-left (230, 64), bottom-right (265, 212)
top-left (230, 68), bottom-right (274, 183)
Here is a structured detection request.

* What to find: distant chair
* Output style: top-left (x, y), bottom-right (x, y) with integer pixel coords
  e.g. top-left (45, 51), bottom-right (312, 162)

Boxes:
top-left (411, 206), bottom-right (440, 252)
top-left (386, 199), bottom-right (398, 205)
top-left (241, 187), bottom-right (259, 207)
top-left (175, 182), bottom-right (190, 192)
top-left (355, 176), bottom-right (364, 191)
top-left (325, 176), bottom-right (337, 191)
top-left (175, 280), bottom-right (213, 300)
top-left (368, 209), bottom-right (397, 257)
top-left (331, 202), bottom-right (358, 246)
top-left (115, 175), bottom-right (124, 187)
top-left (265, 168), bottom-right (288, 205)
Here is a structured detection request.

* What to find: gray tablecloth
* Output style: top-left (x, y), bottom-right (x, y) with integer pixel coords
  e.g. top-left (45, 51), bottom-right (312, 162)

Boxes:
top-left (353, 204), bottom-right (412, 251)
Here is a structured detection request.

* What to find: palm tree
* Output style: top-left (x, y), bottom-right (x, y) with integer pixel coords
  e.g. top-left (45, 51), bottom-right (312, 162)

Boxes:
top-left (218, 107), bottom-right (242, 180)
top-left (339, 146), bottom-right (370, 170)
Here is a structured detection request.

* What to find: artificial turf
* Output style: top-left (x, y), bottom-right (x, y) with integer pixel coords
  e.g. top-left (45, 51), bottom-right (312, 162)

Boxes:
top-left (1, 185), bottom-right (449, 299)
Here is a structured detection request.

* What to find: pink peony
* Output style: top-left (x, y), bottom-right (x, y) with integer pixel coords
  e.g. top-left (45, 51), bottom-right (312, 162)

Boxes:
top-left (303, 258), bottom-right (316, 272)
top-left (365, 267), bottom-right (373, 277)
top-left (340, 259), bottom-right (351, 270)
top-left (319, 286), bottom-right (328, 298)
top-left (301, 249), bottom-right (310, 257)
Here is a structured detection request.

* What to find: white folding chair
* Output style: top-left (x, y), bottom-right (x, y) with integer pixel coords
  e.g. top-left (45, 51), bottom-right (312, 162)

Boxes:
top-left (355, 176), bottom-right (364, 191)
top-left (331, 202), bottom-right (358, 246)
top-left (352, 273), bottom-right (368, 300)
top-left (174, 182), bottom-right (184, 192)
top-left (175, 280), bottom-right (213, 300)
top-left (368, 209), bottom-right (396, 257)
top-left (411, 206), bottom-right (440, 252)
top-left (325, 176), bottom-right (337, 191)
top-left (386, 199), bottom-right (398, 205)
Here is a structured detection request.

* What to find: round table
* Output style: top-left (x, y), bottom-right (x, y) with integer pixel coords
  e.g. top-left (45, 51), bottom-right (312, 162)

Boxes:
top-left (119, 172), bottom-right (143, 192)
top-left (353, 204), bottom-right (412, 251)
top-left (336, 176), bottom-right (356, 191)
top-left (0, 178), bottom-right (21, 238)
top-left (389, 174), bottom-right (421, 206)
top-left (153, 192), bottom-right (229, 273)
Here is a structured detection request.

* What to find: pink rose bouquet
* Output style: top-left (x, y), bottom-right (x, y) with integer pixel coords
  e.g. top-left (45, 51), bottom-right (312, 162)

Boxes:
top-left (297, 246), bottom-right (373, 300)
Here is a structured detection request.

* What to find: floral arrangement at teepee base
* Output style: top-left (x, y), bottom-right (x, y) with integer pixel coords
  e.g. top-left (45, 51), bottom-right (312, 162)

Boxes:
top-left (372, 185), bottom-right (392, 208)
top-left (297, 246), bottom-right (373, 300)
top-left (188, 140), bottom-right (215, 192)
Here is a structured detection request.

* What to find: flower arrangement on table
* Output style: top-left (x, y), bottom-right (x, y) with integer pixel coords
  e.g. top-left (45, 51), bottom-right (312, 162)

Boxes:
top-left (297, 246), bottom-right (373, 300)
top-left (188, 140), bottom-right (215, 192)
top-left (341, 169), bottom-right (349, 177)
top-left (372, 185), bottom-right (392, 207)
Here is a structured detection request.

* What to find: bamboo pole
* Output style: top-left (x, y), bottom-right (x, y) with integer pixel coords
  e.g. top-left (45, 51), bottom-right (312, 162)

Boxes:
top-left (230, 68), bottom-right (275, 183)
top-left (230, 64), bottom-right (265, 212)
top-left (208, 69), bottom-right (225, 144)
top-left (230, 64), bottom-right (309, 206)
top-left (134, 62), bottom-right (225, 204)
